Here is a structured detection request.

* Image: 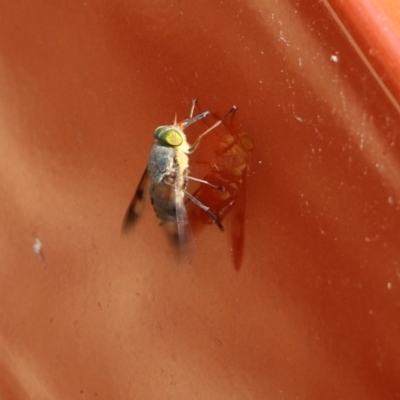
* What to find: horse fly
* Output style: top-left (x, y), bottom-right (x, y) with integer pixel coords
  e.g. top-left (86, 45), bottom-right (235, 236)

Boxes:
top-left (122, 99), bottom-right (236, 250)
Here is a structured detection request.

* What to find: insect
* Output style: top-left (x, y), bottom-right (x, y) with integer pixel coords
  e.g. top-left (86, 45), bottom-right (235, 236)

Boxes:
top-left (122, 99), bottom-right (236, 250)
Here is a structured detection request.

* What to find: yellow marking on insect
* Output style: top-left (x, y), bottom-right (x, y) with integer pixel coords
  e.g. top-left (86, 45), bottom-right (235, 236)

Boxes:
top-left (175, 138), bottom-right (190, 171)
top-left (165, 130), bottom-right (183, 146)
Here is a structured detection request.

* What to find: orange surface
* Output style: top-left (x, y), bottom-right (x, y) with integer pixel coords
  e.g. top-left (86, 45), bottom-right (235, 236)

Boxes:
top-left (1, 1), bottom-right (400, 399)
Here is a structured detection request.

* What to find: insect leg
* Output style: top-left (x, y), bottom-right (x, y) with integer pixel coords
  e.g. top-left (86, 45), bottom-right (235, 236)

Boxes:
top-left (189, 98), bottom-right (197, 118)
top-left (189, 105), bottom-right (237, 153)
top-left (187, 176), bottom-right (225, 192)
top-left (184, 190), bottom-right (224, 231)
top-left (182, 111), bottom-right (210, 129)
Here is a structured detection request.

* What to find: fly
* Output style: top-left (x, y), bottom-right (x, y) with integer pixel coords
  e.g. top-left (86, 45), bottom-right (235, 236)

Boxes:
top-left (122, 99), bottom-right (236, 249)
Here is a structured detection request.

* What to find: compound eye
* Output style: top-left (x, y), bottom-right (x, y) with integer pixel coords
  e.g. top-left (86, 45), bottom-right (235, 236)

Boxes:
top-left (154, 126), bottom-right (183, 146)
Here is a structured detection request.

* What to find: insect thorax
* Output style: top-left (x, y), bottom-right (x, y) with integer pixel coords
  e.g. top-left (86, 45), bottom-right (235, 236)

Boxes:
top-left (148, 143), bottom-right (189, 183)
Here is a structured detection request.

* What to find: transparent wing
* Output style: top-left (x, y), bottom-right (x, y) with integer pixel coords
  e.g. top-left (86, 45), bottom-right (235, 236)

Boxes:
top-left (122, 168), bottom-right (149, 234)
top-left (167, 164), bottom-right (195, 256)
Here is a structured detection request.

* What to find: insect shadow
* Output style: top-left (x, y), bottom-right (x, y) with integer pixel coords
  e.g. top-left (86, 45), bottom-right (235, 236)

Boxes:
top-left (187, 112), bottom-right (253, 270)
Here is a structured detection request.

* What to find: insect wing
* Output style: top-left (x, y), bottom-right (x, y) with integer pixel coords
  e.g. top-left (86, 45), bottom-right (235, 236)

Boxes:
top-left (174, 167), bottom-right (194, 250)
top-left (122, 167), bottom-right (149, 234)
top-left (149, 162), bottom-right (195, 255)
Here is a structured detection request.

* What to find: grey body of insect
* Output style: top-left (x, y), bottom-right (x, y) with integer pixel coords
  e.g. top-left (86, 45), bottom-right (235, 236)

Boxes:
top-left (148, 140), bottom-right (188, 223)
top-left (122, 100), bottom-right (235, 247)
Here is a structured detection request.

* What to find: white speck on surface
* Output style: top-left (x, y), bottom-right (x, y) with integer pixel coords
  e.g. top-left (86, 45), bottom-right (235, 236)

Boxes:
top-left (33, 238), bottom-right (42, 255)
top-left (365, 235), bottom-right (379, 243)
top-left (33, 237), bottom-right (47, 267)
top-left (388, 196), bottom-right (394, 205)
top-left (330, 54), bottom-right (339, 63)
top-left (388, 282), bottom-right (393, 290)
top-left (279, 31), bottom-right (289, 45)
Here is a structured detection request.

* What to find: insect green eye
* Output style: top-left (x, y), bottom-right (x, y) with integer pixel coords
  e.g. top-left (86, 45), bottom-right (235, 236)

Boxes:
top-left (154, 126), bottom-right (183, 146)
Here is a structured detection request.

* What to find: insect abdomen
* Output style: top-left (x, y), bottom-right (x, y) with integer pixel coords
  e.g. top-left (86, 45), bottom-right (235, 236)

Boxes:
top-left (148, 144), bottom-right (188, 224)
top-left (150, 180), bottom-right (178, 222)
